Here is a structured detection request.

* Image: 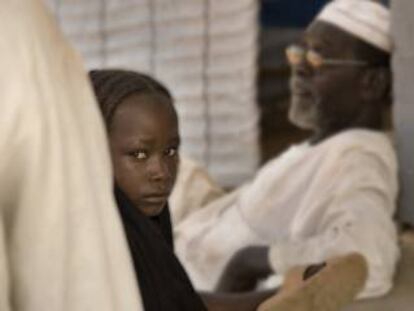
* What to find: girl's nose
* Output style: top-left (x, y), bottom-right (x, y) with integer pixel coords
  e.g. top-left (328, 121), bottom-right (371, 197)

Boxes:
top-left (147, 156), bottom-right (170, 182)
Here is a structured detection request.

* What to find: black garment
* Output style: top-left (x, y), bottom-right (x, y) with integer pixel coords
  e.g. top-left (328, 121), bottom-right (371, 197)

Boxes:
top-left (114, 187), bottom-right (207, 311)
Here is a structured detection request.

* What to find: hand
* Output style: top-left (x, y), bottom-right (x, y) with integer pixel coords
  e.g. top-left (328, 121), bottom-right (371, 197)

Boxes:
top-left (215, 246), bottom-right (272, 293)
top-left (200, 290), bottom-right (277, 311)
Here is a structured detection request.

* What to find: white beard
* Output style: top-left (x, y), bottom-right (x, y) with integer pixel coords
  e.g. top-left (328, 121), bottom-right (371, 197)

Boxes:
top-left (288, 95), bottom-right (318, 130)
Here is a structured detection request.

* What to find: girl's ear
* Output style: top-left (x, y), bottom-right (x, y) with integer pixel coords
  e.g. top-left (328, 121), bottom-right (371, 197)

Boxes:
top-left (360, 67), bottom-right (391, 102)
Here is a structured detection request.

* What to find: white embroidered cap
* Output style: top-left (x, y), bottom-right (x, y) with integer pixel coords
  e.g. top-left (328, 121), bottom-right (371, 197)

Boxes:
top-left (316, 0), bottom-right (391, 53)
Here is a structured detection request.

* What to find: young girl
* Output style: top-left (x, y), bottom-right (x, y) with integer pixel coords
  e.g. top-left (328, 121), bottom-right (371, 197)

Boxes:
top-left (90, 69), bottom-right (206, 310)
top-left (89, 69), bottom-right (276, 311)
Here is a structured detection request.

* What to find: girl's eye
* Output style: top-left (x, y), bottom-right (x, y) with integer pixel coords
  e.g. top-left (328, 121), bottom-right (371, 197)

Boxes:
top-left (131, 150), bottom-right (147, 160)
top-left (165, 147), bottom-right (178, 157)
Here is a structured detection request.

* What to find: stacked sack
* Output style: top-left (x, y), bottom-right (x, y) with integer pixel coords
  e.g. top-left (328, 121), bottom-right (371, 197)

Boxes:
top-left (47, 0), bottom-right (260, 187)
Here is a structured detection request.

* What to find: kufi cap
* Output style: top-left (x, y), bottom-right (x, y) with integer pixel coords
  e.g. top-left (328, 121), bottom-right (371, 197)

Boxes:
top-left (316, 0), bottom-right (391, 52)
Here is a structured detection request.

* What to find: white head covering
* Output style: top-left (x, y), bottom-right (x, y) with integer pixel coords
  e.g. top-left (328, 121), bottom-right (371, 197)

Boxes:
top-left (315, 0), bottom-right (391, 53)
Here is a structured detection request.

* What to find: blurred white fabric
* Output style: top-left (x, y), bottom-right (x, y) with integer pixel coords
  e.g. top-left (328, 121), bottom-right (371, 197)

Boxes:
top-left (170, 156), bottom-right (224, 227)
top-left (0, 1), bottom-right (142, 310)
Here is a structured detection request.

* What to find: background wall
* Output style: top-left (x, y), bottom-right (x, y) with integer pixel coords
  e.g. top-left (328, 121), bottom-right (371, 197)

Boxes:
top-left (392, 0), bottom-right (414, 225)
top-left (48, 0), bottom-right (260, 188)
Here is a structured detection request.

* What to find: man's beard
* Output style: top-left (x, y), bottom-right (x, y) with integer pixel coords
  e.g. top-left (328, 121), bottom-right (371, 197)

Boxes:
top-left (288, 94), bottom-right (318, 130)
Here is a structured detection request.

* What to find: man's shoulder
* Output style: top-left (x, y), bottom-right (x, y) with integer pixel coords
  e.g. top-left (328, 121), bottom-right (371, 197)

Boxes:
top-left (318, 129), bottom-right (397, 174)
top-left (321, 129), bottom-right (394, 154)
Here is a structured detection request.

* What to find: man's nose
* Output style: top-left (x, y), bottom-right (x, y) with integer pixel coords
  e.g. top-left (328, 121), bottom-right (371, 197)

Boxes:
top-left (293, 59), bottom-right (313, 78)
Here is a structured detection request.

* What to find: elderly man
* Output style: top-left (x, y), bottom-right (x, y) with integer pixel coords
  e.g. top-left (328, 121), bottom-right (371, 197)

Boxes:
top-left (175, 0), bottom-right (398, 301)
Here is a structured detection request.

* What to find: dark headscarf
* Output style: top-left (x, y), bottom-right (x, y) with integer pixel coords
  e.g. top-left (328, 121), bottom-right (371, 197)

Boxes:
top-left (114, 186), bottom-right (207, 311)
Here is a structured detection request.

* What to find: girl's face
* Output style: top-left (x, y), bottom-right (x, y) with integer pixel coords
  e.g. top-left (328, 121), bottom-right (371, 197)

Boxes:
top-left (109, 93), bottom-right (179, 217)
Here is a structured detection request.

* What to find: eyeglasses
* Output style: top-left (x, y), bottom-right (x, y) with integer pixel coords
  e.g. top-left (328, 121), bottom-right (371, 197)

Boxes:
top-left (285, 45), bottom-right (369, 69)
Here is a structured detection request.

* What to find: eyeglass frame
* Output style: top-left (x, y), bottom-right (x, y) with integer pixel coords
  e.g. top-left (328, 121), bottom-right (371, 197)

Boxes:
top-left (285, 44), bottom-right (371, 69)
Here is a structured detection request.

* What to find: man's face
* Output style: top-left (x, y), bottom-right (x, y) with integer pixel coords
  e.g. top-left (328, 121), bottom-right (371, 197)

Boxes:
top-left (109, 93), bottom-right (179, 217)
top-left (288, 21), bottom-right (366, 134)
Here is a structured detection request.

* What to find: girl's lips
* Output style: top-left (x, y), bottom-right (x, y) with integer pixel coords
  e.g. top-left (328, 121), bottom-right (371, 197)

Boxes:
top-left (142, 194), bottom-right (168, 204)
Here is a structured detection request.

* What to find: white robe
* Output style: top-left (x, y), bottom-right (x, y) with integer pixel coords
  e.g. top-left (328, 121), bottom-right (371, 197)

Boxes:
top-left (0, 1), bottom-right (142, 310)
top-left (175, 129), bottom-right (400, 299)
top-left (170, 156), bottom-right (225, 228)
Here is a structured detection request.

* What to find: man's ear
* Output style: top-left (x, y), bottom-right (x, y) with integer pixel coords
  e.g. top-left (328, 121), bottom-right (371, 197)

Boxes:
top-left (360, 68), bottom-right (391, 102)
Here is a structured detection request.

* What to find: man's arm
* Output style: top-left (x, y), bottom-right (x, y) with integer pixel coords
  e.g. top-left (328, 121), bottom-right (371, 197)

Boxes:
top-left (200, 289), bottom-right (276, 311)
top-left (215, 246), bottom-right (273, 292)
top-left (268, 189), bottom-right (398, 298)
